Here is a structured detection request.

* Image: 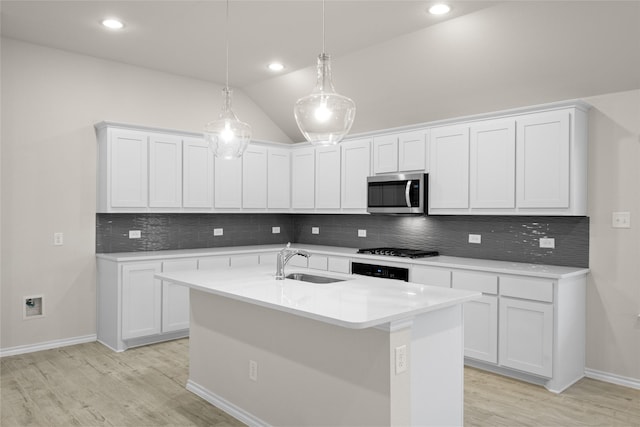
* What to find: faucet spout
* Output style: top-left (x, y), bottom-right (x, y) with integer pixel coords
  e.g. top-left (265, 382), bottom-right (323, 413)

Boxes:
top-left (275, 243), bottom-right (311, 280)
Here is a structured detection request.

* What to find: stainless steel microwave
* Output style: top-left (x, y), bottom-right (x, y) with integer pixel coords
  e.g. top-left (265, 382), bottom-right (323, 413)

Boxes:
top-left (367, 173), bottom-right (427, 214)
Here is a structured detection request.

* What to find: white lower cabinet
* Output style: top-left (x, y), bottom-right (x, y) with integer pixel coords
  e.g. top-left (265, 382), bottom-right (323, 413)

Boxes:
top-left (161, 259), bottom-right (197, 333)
top-left (411, 265), bottom-right (452, 287)
top-left (452, 271), bottom-right (498, 364)
top-left (499, 297), bottom-right (553, 378)
top-left (121, 262), bottom-right (162, 340)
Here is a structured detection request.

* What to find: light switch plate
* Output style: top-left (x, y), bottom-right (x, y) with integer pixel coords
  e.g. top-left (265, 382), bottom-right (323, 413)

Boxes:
top-left (128, 230), bottom-right (141, 239)
top-left (312, 227), bottom-right (320, 235)
top-left (468, 234), bottom-right (481, 244)
top-left (612, 212), bottom-right (631, 228)
top-left (539, 238), bottom-right (555, 248)
top-left (358, 229), bottom-right (367, 237)
top-left (272, 226), bottom-right (280, 234)
top-left (214, 228), bottom-right (224, 236)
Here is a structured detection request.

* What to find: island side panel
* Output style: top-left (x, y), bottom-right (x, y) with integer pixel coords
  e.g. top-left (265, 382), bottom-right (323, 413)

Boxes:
top-left (410, 304), bottom-right (464, 426)
top-left (188, 289), bottom-right (394, 426)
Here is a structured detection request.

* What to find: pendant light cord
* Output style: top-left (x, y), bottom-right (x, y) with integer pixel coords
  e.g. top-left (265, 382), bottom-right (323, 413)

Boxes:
top-left (322, 0), bottom-right (325, 55)
top-left (225, 0), bottom-right (229, 89)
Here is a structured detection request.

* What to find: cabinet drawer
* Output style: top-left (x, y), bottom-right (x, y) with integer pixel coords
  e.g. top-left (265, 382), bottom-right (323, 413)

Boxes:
top-left (308, 256), bottom-right (328, 270)
top-left (500, 276), bottom-right (553, 302)
top-left (452, 271), bottom-right (498, 294)
top-left (328, 257), bottom-right (350, 274)
top-left (411, 266), bottom-right (451, 288)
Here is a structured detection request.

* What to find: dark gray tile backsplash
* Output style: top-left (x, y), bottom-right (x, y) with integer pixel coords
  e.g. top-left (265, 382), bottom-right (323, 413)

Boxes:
top-left (96, 213), bottom-right (589, 267)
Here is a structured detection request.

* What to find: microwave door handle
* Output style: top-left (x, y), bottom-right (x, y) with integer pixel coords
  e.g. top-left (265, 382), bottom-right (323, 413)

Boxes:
top-left (405, 180), bottom-right (412, 208)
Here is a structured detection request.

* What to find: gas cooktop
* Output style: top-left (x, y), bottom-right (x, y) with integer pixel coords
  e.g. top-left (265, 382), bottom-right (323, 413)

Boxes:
top-left (357, 247), bottom-right (439, 259)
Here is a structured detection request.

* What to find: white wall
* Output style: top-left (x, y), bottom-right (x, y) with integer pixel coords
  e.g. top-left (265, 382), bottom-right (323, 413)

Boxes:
top-left (584, 90), bottom-right (640, 383)
top-left (0, 38), bottom-right (291, 350)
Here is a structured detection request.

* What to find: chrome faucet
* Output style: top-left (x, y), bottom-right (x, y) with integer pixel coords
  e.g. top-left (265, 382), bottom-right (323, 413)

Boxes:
top-left (275, 243), bottom-right (311, 280)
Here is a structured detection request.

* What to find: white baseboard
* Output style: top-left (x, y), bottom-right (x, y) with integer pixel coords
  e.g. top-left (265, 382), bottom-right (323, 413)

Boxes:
top-left (0, 334), bottom-right (97, 358)
top-left (186, 379), bottom-right (270, 427)
top-left (585, 368), bottom-right (640, 390)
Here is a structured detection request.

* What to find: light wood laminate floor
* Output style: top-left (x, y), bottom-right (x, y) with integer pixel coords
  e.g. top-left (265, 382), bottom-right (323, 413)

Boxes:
top-left (1, 338), bottom-right (639, 426)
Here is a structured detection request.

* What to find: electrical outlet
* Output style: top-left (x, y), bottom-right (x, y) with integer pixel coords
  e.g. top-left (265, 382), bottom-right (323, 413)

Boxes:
top-left (539, 238), bottom-right (555, 248)
top-left (128, 230), bottom-right (141, 239)
top-left (272, 226), bottom-right (281, 234)
top-left (358, 229), bottom-right (367, 238)
top-left (53, 232), bottom-right (64, 246)
top-left (312, 227), bottom-right (320, 235)
top-left (468, 234), bottom-right (481, 244)
top-left (395, 345), bottom-right (407, 374)
top-left (612, 212), bottom-right (631, 228)
top-left (249, 360), bottom-right (258, 382)
top-left (214, 228), bottom-right (224, 236)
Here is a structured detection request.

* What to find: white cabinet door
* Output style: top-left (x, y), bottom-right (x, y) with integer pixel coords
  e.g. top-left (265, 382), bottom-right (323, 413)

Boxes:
top-left (183, 137), bottom-right (214, 209)
top-left (315, 145), bottom-right (341, 209)
top-left (499, 297), bottom-right (553, 377)
top-left (149, 133), bottom-right (182, 208)
top-left (267, 148), bottom-right (291, 209)
top-left (470, 120), bottom-right (516, 209)
top-left (110, 129), bottom-right (148, 208)
top-left (291, 147), bottom-right (315, 209)
top-left (516, 111), bottom-right (570, 208)
top-left (214, 156), bottom-right (242, 208)
top-left (161, 259), bottom-right (196, 333)
top-left (462, 295), bottom-right (498, 363)
top-left (398, 130), bottom-right (427, 172)
top-left (372, 134), bottom-right (398, 174)
top-left (341, 138), bottom-right (371, 210)
top-left (411, 266), bottom-right (452, 288)
top-left (429, 125), bottom-right (470, 209)
top-left (121, 262), bottom-right (162, 340)
top-left (242, 145), bottom-right (268, 209)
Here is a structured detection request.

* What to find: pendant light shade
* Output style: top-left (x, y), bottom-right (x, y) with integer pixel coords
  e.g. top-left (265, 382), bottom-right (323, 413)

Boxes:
top-left (204, 0), bottom-right (251, 159)
top-left (294, 54), bottom-right (356, 145)
top-left (294, 1), bottom-right (356, 146)
top-left (204, 87), bottom-right (251, 159)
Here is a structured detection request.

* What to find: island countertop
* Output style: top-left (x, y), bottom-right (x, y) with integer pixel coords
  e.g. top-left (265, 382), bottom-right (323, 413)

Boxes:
top-left (156, 265), bottom-right (480, 330)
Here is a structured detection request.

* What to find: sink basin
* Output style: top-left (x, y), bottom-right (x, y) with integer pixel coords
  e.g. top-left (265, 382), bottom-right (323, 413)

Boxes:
top-left (285, 273), bottom-right (345, 284)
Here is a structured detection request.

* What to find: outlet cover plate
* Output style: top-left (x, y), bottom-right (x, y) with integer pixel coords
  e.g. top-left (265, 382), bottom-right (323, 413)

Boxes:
top-left (539, 238), bottom-right (555, 248)
top-left (468, 234), bottom-right (481, 244)
top-left (214, 228), bottom-right (224, 236)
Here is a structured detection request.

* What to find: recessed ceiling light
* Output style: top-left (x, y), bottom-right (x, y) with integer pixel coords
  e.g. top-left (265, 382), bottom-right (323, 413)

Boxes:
top-left (268, 62), bottom-right (284, 72)
top-left (428, 4), bottom-right (451, 15)
top-left (101, 18), bottom-right (124, 30)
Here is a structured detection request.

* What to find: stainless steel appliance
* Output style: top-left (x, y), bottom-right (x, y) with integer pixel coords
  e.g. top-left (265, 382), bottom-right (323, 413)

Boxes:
top-left (366, 173), bottom-right (427, 214)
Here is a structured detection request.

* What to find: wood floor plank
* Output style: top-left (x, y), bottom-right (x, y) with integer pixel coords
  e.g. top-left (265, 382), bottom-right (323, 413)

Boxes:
top-left (2, 339), bottom-right (638, 426)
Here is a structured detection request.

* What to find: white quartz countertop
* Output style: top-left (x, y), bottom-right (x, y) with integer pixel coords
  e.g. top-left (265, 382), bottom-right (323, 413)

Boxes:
top-left (156, 266), bottom-right (480, 329)
top-left (98, 244), bottom-right (589, 279)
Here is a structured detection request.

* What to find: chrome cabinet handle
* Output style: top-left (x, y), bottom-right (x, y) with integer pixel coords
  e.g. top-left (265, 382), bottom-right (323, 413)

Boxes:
top-left (405, 180), bottom-right (412, 208)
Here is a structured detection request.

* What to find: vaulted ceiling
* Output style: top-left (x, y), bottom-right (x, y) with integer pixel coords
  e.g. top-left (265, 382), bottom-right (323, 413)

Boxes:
top-left (2, 1), bottom-right (639, 142)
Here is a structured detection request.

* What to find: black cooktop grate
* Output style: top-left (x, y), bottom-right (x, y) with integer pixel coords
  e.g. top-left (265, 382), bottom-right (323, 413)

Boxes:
top-left (357, 247), bottom-right (439, 259)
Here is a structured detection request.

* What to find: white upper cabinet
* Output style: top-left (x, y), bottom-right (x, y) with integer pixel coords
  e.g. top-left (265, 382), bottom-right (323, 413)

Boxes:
top-left (341, 138), bottom-right (371, 211)
top-left (214, 155), bottom-right (242, 209)
top-left (398, 130), bottom-right (428, 172)
top-left (516, 111), bottom-right (570, 209)
top-left (242, 145), bottom-right (268, 209)
top-left (429, 124), bottom-right (470, 209)
top-left (97, 127), bottom-right (149, 212)
top-left (182, 137), bottom-right (214, 209)
top-left (469, 119), bottom-right (516, 209)
top-left (291, 147), bottom-right (316, 209)
top-left (315, 145), bottom-right (341, 209)
top-left (372, 134), bottom-right (398, 174)
top-left (267, 147), bottom-right (291, 210)
top-left (429, 105), bottom-right (587, 215)
top-left (149, 133), bottom-right (182, 209)
top-left (373, 130), bottom-right (427, 174)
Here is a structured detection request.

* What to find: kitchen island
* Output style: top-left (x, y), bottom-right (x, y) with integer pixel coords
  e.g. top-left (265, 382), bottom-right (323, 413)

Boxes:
top-left (157, 264), bottom-right (480, 427)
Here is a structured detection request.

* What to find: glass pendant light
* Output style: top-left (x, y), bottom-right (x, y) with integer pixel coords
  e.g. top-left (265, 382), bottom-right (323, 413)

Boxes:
top-left (294, 0), bottom-right (356, 145)
top-left (204, 0), bottom-right (251, 159)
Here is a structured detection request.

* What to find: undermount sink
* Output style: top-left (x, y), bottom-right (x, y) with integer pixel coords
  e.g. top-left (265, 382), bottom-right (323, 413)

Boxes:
top-left (285, 273), bottom-right (346, 284)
